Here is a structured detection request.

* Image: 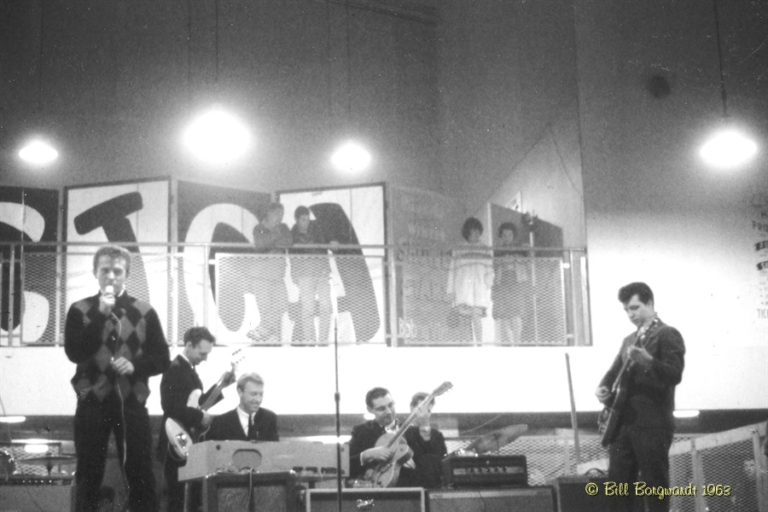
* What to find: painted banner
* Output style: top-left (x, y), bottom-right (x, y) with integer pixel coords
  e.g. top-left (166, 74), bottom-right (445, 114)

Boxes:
top-left (0, 186), bottom-right (59, 345)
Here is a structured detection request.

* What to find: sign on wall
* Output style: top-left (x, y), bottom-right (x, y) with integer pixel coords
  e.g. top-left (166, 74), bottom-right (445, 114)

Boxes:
top-left (278, 184), bottom-right (386, 344)
top-left (0, 186), bottom-right (59, 345)
top-left (65, 180), bottom-right (171, 332)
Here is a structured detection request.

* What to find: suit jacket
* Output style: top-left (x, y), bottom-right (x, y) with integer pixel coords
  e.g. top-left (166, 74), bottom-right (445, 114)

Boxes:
top-left (349, 420), bottom-right (386, 479)
top-left (599, 318), bottom-right (685, 430)
top-left (159, 355), bottom-right (223, 454)
top-left (348, 420), bottom-right (414, 485)
top-left (206, 407), bottom-right (279, 441)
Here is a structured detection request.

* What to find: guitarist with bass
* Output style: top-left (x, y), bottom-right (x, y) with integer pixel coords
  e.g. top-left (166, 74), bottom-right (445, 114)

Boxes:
top-left (595, 282), bottom-right (685, 512)
top-left (159, 327), bottom-right (235, 512)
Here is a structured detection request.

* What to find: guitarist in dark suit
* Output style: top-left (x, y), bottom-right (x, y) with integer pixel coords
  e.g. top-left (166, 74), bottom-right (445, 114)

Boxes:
top-left (595, 282), bottom-right (685, 512)
top-left (205, 373), bottom-right (279, 441)
top-left (160, 326), bottom-right (233, 512)
top-left (348, 387), bottom-right (414, 486)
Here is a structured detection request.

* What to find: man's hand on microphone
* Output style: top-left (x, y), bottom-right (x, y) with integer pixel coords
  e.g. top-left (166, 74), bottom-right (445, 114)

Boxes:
top-left (111, 356), bottom-right (134, 375)
top-left (99, 285), bottom-right (116, 316)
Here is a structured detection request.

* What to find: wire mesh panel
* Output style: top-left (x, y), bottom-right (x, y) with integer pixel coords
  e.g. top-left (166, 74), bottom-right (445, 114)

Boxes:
top-left (396, 249), bottom-right (582, 346)
top-left (214, 252), bottom-right (386, 345)
top-left (579, 425), bottom-right (767, 512)
top-left (1, 442), bottom-right (63, 477)
top-left (19, 252), bottom-right (59, 345)
top-left (697, 438), bottom-right (759, 512)
top-left (2, 242), bottom-right (588, 348)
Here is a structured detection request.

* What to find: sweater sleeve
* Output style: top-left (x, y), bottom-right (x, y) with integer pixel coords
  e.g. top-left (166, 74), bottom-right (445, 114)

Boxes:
top-left (132, 307), bottom-right (170, 378)
top-left (64, 300), bottom-right (105, 364)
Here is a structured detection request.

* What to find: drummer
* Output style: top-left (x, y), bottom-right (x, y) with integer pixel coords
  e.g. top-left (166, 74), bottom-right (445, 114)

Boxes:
top-left (398, 392), bottom-right (448, 488)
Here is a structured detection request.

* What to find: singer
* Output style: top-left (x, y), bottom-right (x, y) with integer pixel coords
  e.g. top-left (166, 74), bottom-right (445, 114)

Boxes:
top-left (65, 245), bottom-right (170, 512)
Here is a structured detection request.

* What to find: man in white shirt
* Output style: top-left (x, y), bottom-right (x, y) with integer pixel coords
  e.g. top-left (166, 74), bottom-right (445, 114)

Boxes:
top-left (206, 373), bottom-right (279, 441)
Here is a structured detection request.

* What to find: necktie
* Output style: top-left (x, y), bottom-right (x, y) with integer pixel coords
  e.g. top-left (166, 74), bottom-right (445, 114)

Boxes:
top-left (247, 414), bottom-right (255, 439)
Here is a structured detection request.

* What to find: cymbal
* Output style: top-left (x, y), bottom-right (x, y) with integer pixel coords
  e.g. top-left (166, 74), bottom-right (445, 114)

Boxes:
top-left (464, 424), bottom-right (528, 454)
top-left (20, 454), bottom-right (76, 465)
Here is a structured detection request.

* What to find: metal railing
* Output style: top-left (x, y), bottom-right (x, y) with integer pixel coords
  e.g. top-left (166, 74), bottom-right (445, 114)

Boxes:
top-left (576, 421), bottom-right (768, 512)
top-left (0, 242), bottom-right (590, 347)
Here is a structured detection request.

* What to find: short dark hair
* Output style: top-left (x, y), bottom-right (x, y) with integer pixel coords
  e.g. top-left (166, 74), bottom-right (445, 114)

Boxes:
top-left (410, 392), bottom-right (430, 409)
top-left (618, 282), bottom-right (654, 305)
top-left (294, 205), bottom-right (310, 220)
top-left (93, 245), bottom-right (132, 276)
top-left (183, 326), bottom-right (216, 347)
top-left (461, 217), bottom-right (483, 241)
top-left (497, 222), bottom-right (517, 239)
top-left (365, 387), bottom-right (390, 409)
top-left (258, 202), bottom-right (285, 222)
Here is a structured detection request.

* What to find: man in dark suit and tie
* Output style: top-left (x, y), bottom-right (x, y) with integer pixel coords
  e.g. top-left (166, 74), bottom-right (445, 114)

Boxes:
top-left (206, 373), bottom-right (279, 441)
top-left (595, 282), bottom-right (685, 512)
top-left (159, 326), bottom-right (234, 512)
top-left (348, 387), bottom-right (414, 486)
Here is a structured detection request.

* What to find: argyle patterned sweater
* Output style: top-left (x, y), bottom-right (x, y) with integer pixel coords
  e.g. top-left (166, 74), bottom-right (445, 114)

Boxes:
top-left (65, 291), bottom-right (170, 403)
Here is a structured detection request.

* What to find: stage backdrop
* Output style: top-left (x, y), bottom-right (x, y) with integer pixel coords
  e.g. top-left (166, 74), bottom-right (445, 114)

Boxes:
top-left (176, 179), bottom-right (270, 344)
top-left (278, 183), bottom-right (386, 344)
top-left (0, 186), bottom-right (59, 345)
top-left (65, 179), bottom-right (171, 335)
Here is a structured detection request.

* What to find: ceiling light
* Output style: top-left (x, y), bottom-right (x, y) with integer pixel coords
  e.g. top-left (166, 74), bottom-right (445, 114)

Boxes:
top-left (18, 138), bottom-right (59, 167)
top-left (331, 140), bottom-right (372, 174)
top-left (182, 106), bottom-right (252, 166)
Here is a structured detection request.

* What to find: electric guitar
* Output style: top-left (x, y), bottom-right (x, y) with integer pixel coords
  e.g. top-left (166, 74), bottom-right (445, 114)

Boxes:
top-left (165, 349), bottom-right (243, 460)
top-left (360, 381), bottom-right (453, 488)
top-left (597, 319), bottom-right (659, 447)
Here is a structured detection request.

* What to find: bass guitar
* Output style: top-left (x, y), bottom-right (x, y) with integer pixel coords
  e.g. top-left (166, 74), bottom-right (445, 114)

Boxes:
top-left (597, 319), bottom-right (659, 447)
top-left (361, 381), bottom-right (453, 488)
top-left (165, 349), bottom-right (243, 460)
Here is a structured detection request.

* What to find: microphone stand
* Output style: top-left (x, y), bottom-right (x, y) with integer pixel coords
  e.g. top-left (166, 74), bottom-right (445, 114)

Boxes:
top-left (333, 316), bottom-right (343, 512)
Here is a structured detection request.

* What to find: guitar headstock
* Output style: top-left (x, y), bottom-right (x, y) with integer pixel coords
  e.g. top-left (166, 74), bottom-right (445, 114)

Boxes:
top-left (433, 381), bottom-right (453, 397)
top-left (230, 348), bottom-right (245, 369)
top-left (222, 349), bottom-right (245, 386)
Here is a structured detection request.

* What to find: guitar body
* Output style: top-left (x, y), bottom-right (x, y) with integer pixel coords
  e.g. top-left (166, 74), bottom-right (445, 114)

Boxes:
top-left (598, 403), bottom-right (622, 447)
top-left (165, 417), bottom-right (194, 461)
top-left (357, 381), bottom-right (453, 488)
top-left (598, 320), bottom-right (659, 448)
top-left (598, 358), bottom-right (633, 447)
top-left (362, 433), bottom-right (412, 488)
top-left (165, 350), bottom-right (243, 461)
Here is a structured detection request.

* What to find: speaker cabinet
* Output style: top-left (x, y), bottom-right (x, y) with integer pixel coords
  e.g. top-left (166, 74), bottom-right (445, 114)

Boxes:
top-left (428, 487), bottom-right (554, 512)
top-left (305, 487), bottom-right (425, 512)
top-left (553, 476), bottom-right (611, 512)
top-left (200, 471), bottom-right (297, 512)
top-left (0, 477), bottom-right (73, 512)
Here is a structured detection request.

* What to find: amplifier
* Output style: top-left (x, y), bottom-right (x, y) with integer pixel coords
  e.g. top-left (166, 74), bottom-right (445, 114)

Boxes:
top-left (200, 471), bottom-right (297, 512)
top-left (304, 487), bottom-right (425, 512)
top-left (0, 477), bottom-right (73, 512)
top-left (428, 487), bottom-right (554, 512)
top-left (552, 475), bottom-right (611, 512)
top-left (442, 454), bottom-right (527, 488)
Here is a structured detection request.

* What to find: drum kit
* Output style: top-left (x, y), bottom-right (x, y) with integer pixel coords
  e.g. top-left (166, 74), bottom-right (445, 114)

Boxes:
top-left (458, 423), bottom-right (528, 454)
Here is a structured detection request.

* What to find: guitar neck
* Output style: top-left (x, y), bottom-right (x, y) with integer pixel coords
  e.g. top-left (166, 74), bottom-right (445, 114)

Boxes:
top-left (386, 389), bottom-right (441, 447)
top-left (198, 374), bottom-right (228, 411)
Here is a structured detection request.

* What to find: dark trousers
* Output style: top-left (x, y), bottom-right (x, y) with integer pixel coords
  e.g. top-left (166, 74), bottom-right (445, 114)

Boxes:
top-left (164, 452), bottom-right (202, 512)
top-left (73, 392), bottom-right (158, 512)
top-left (608, 424), bottom-right (673, 512)
top-left (164, 453), bottom-right (184, 512)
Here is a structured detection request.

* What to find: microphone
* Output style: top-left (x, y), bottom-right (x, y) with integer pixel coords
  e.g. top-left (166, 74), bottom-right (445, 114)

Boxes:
top-left (103, 285), bottom-right (121, 323)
